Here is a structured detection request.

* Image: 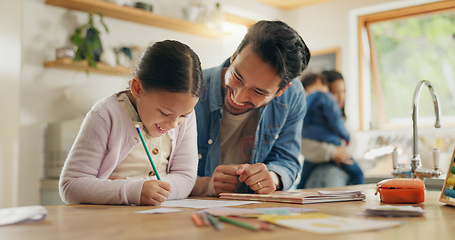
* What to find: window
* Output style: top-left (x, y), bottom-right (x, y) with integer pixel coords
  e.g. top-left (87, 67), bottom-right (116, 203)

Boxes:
top-left (358, 1), bottom-right (455, 130)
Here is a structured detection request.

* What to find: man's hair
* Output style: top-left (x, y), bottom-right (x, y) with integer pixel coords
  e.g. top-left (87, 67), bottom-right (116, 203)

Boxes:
top-left (234, 20), bottom-right (311, 89)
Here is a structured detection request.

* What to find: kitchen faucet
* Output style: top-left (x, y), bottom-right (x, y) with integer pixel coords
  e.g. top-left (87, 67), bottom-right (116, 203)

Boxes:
top-left (392, 80), bottom-right (442, 179)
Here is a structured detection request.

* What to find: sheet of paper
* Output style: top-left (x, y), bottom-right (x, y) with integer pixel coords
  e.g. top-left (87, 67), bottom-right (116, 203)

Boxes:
top-left (361, 205), bottom-right (425, 217)
top-left (317, 190), bottom-right (363, 196)
top-left (261, 213), bottom-right (403, 234)
top-left (135, 208), bottom-right (182, 214)
top-left (195, 207), bottom-right (259, 216)
top-left (161, 199), bottom-right (259, 209)
top-left (254, 207), bottom-right (318, 215)
top-left (0, 205), bottom-right (47, 226)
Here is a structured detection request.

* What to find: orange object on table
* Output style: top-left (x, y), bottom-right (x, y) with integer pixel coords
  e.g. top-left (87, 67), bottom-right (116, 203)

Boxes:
top-left (375, 178), bottom-right (426, 203)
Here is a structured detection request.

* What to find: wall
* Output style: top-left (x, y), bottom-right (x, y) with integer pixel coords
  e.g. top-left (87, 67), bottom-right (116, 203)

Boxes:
top-left (15, 0), bottom-right (282, 207)
top-left (0, 0), bottom-right (22, 208)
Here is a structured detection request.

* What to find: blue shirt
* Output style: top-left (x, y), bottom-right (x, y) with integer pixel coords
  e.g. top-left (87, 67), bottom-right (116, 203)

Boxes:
top-left (194, 59), bottom-right (307, 191)
top-left (301, 91), bottom-right (350, 146)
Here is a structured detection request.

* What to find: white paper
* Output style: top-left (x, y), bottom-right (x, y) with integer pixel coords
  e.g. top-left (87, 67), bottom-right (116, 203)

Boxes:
top-left (161, 199), bottom-right (259, 209)
top-left (361, 205), bottom-right (425, 217)
top-left (135, 208), bottom-right (182, 214)
top-left (317, 190), bottom-right (363, 196)
top-left (275, 216), bottom-right (403, 234)
top-left (0, 205), bottom-right (47, 226)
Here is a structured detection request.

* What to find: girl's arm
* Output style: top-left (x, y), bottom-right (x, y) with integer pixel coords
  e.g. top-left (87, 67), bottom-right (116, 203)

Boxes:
top-left (59, 109), bottom-right (144, 205)
top-left (159, 111), bottom-right (199, 200)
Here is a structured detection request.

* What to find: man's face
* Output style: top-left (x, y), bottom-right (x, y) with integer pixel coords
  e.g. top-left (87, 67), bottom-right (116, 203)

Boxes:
top-left (223, 45), bottom-right (289, 115)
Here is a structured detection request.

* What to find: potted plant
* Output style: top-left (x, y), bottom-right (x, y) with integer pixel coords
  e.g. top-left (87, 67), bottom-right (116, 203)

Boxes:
top-left (70, 13), bottom-right (109, 68)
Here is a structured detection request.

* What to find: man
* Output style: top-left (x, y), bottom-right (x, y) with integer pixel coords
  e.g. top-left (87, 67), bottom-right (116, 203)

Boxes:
top-left (191, 20), bottom-right (311, 196)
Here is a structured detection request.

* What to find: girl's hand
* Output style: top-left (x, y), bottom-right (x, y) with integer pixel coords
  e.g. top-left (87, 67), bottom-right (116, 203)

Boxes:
top-left (140, 180), bottom-right (171, 206)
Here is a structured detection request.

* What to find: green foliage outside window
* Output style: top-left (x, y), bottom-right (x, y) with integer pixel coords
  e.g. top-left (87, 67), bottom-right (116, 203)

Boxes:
top-left (369, 13), bottom-right (455, 127)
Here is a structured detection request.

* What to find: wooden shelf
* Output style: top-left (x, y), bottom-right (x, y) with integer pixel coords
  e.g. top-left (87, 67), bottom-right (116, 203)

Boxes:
top-left (44, 58), bottom-right (132, 76)
top-left (225, 13), bottom-right (256, 27)
top-left (45, 0), bottom-right (228, 38)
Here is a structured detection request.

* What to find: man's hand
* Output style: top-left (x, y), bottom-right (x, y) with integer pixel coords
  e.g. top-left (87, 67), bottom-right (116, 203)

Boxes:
top-left (333, 146), bottom-right (353, 166)
top-left (140, 180), bottom-right (171, 206)
top-left (211, 165), bottom-right (241, 196)
top-left (236, 163), bottom-right (276, 194)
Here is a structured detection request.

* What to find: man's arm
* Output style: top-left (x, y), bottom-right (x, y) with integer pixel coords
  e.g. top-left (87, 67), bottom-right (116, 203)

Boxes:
top-left (263, 80), bottom-right (306, 190)
top-left (191, 177), bottom-right (212, 197)
top-left (191, 165), bottom-right (241, 196)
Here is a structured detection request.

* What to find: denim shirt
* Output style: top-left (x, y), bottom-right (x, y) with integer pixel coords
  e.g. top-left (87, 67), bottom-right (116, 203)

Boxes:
top-left (301, 91), bottom-right (350, 146)
top-left (194, 59), bottom-right (307, 191)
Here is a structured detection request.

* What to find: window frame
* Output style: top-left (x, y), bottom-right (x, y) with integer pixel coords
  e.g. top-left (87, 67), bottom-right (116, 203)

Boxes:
top-left (357, 0), bottom-right (455, 130)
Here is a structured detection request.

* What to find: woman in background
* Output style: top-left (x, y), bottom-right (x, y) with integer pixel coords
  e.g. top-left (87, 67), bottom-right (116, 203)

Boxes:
top-left (298, 70), bottom-right (364, 188)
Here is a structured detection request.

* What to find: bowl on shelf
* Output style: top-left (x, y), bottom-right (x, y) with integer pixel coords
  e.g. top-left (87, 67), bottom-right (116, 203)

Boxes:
top-left (56, 46), bottom-right (77, 60)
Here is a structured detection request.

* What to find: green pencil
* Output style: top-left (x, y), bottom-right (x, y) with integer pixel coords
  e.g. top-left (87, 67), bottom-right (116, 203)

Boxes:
top-left (218, 216), bottom-right (260, 231)
top-left (135, 124), bottom-right (161, 180)
top-left (207, 214), bottom-right (224, 231)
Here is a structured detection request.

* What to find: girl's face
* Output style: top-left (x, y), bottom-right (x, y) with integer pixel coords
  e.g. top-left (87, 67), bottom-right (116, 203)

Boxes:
top-left (329, 79), bottom-right (346, 109)
top-left (130, 78), bottom-right (198, 138)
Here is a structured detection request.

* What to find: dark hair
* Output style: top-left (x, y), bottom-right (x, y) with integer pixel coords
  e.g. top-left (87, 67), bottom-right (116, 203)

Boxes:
top-left (134, 40), bottom-right (203, 98)
top-left (321, 70), bottom-right (346, 118)
top-left (321, 70), bottom-right (344, 84)
top-left (300, 72), bottom-right (326, 89)
top-left (234, 20), bottom-right (311, 89)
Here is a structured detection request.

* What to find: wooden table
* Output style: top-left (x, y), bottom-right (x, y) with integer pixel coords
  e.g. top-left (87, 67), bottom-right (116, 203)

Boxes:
top-left (1, 184), bottom-right (454, 240)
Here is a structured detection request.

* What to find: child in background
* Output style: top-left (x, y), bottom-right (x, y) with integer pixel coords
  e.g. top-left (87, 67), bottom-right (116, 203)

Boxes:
top-left (59, 40), bottom-right (203, 206)
top-left (297, 72), bottom-right (363, 189)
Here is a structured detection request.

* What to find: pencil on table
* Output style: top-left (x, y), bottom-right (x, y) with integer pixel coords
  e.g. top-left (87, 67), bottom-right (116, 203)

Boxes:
top-left (191, 213), bottom-right (204, 227)
top-left (218, 216), bottom-right (260, 231)
top-left (201, 212), bottom-right (211, 226)
top-left (207, 214), bottom-right (224, 231)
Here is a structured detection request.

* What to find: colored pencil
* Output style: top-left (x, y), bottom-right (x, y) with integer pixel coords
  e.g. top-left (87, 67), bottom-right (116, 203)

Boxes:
top-left (218, 216), bottom-right (260, 231)
top-left (228, 216), bottom-right (272, 230)
top-left (201, 212), bottom-right (211, 226)
top-left (207, 214), bottom-right (224, 231)
top-left (135, 124), bottom-right (161, 180)
top-left (191, 213), bottom-right (204, 227)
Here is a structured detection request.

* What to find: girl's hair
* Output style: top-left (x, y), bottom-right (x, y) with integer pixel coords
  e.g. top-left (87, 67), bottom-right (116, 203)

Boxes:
top-left (134, 40), bottom-right (203, 98)
top-left (234, 20), bottom-right (311, 89)
top-left (321, 70), bottom-right (346, 118)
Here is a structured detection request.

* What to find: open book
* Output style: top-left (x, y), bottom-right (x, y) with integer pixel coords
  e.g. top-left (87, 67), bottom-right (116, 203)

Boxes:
top-left (219, 190), bottom-right (365, 204)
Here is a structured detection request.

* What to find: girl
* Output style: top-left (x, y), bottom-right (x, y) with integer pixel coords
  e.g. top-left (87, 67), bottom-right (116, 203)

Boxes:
top-left (59, 40), bottom-right (203, 206)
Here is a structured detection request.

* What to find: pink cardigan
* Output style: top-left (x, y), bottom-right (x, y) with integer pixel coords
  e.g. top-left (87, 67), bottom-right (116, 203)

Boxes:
top-left (59, 92), bottom-right (198, 205)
